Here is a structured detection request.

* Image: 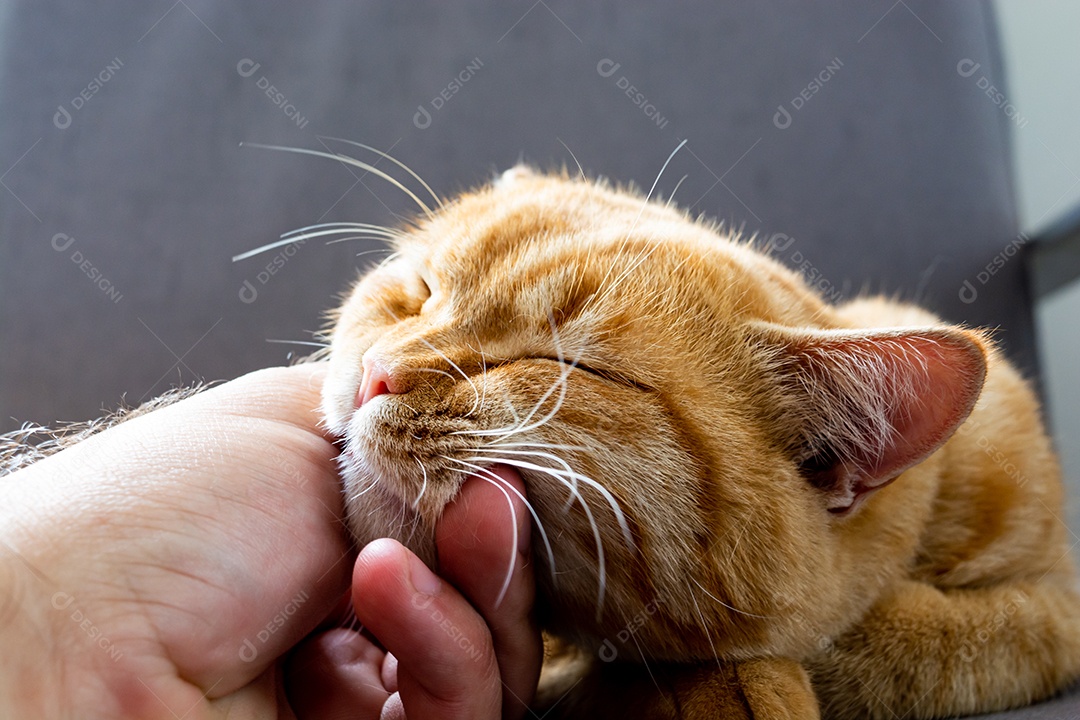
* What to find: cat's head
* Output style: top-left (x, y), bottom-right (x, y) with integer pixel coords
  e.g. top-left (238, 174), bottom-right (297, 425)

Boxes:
top-left (321, 167), bottom-right (987, 662)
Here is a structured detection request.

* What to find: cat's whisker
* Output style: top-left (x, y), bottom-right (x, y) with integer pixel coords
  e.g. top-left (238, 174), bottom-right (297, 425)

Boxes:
top-left (463, 454), bottom-right (614, 618)
top-left (624, 621), bottom-right (665, 698)
top-left (282, 228), bottom-right (402, 244)
top-left (318, 136), bottom-right (444, 209)
top-left (231, 227), bottom-right (402, 263)
top-left (589, 139), bottom-right (688, 305)
top-left (441, 457), bottom-right (520, 607)
top-left (689, 586), bottom-right (725, 672)
top-left (412, 456), bottom-right (429, 510)
top-left (458, 453), bottom-right (606, 613)
top-left (240, 142), bottom-right (436, 218)
top-left (413, 336), bottom-right (482, 417)
top-left (348, 475), bottom-right (381, 503)
top-left (665, 173), bottom-right (689, 209)
top-left (690, 578), bottom-right (771, 620)
top-left (468, 448), bottom-right (634, 553)
top-left (557, 137), bottom-right (588, 183)
top-left (281, 220), bottom-right (401, 237)
top-left (265, 338), bottom-right (330, 349)
top-left (485, 441), bottom-right (589, 453)
top-left (484, 333), bottom-right (573, 441)
top-left (282, 221), bottom-right (404, 240)
top-left (411, 368), bottom-right (458, 385)
top-left (446, 456), bottom-right (557, 586)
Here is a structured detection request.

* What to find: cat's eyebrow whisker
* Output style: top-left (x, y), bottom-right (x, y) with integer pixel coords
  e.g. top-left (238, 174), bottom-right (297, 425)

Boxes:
top-left (240, 142), bottom-right (436, 218)
top-left (467, 453), bottom-right (608, 618)
top-left (317, 136), bottom-right (444, 209)
top-left (690, 578), bottom-right (772, 620)
top-left (441, 457), bottom-right (520, 607)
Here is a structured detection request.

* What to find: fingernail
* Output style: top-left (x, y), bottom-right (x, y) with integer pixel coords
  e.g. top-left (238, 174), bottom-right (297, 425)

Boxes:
top-left (408, 552), bottom-right (442, 597)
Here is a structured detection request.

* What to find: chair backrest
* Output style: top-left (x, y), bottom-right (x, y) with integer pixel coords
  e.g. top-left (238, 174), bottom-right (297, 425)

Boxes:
top-left (0, 1), bottom-right (1025, 429)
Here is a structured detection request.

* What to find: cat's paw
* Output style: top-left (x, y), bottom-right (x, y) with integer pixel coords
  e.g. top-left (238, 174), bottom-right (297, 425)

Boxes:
top-left (533, 646), bottom-right (820, 719)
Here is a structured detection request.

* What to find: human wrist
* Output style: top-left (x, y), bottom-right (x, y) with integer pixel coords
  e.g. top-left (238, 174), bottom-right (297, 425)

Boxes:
top-left (0, 464), bottom-right (136, 720)
top-left (0, 521), bottom-right (69, 718)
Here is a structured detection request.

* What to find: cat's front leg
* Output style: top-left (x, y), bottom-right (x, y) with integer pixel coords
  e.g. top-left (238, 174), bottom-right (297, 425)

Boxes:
top-left (535, 643), bottom-right (820, 719)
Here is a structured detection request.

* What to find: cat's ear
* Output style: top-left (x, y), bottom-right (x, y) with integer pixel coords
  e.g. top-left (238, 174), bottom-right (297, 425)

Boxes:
top-left (756, 325), bottom-right (988, 514)
top-left (495, 164), bottom-right (537, 187)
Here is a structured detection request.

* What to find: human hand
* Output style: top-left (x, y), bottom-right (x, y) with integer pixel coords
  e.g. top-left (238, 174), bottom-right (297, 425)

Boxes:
top-left (287, 463), bottom-right (542, 719)
top-left (0, 364), bottom-right (541, 719)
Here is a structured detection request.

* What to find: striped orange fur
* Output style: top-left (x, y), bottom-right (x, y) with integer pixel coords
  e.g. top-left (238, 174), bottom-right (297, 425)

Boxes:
top-left (322, 167), bottom-right (1080, 719)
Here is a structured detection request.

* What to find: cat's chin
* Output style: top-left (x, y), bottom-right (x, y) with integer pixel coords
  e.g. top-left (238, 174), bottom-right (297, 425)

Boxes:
top-left (337, 450), bottom-right (439, 566)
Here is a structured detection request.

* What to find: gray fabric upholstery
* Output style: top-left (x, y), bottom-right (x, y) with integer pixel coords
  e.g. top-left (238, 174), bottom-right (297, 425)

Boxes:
top-left (0, 2), bottom-right (1069, 716)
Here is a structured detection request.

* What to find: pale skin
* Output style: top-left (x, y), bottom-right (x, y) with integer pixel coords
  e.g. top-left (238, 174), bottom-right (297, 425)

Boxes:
top-left (0, 364), bottom-right (542, 720)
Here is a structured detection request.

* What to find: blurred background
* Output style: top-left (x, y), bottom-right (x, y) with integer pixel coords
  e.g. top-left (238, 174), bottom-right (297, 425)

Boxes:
top-left (0, 2), bottom-right (1076, 532)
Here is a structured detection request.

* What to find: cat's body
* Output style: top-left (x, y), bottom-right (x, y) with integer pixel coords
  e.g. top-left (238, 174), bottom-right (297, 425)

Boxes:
top-left (5, 165), bottom-right (1073, 718)
top-left (320, 167), bottom-right (1080, 719)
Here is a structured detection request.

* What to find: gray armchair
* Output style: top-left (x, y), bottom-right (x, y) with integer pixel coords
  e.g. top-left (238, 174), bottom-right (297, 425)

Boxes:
top-left (1, 2), bottom-right (1074, 716)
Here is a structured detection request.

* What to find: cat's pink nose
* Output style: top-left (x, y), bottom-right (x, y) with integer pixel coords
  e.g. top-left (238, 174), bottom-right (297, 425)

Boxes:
top-left (356, 359), bottom-right (401, 408)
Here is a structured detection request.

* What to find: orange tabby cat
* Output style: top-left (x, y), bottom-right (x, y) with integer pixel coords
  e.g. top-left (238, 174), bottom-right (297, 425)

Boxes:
top-left (320, 166), bottom-right (1080, 719)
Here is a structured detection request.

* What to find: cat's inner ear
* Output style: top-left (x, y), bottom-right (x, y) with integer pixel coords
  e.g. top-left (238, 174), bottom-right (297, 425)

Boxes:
top-left (760, 325), bottom-right (988, 514)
